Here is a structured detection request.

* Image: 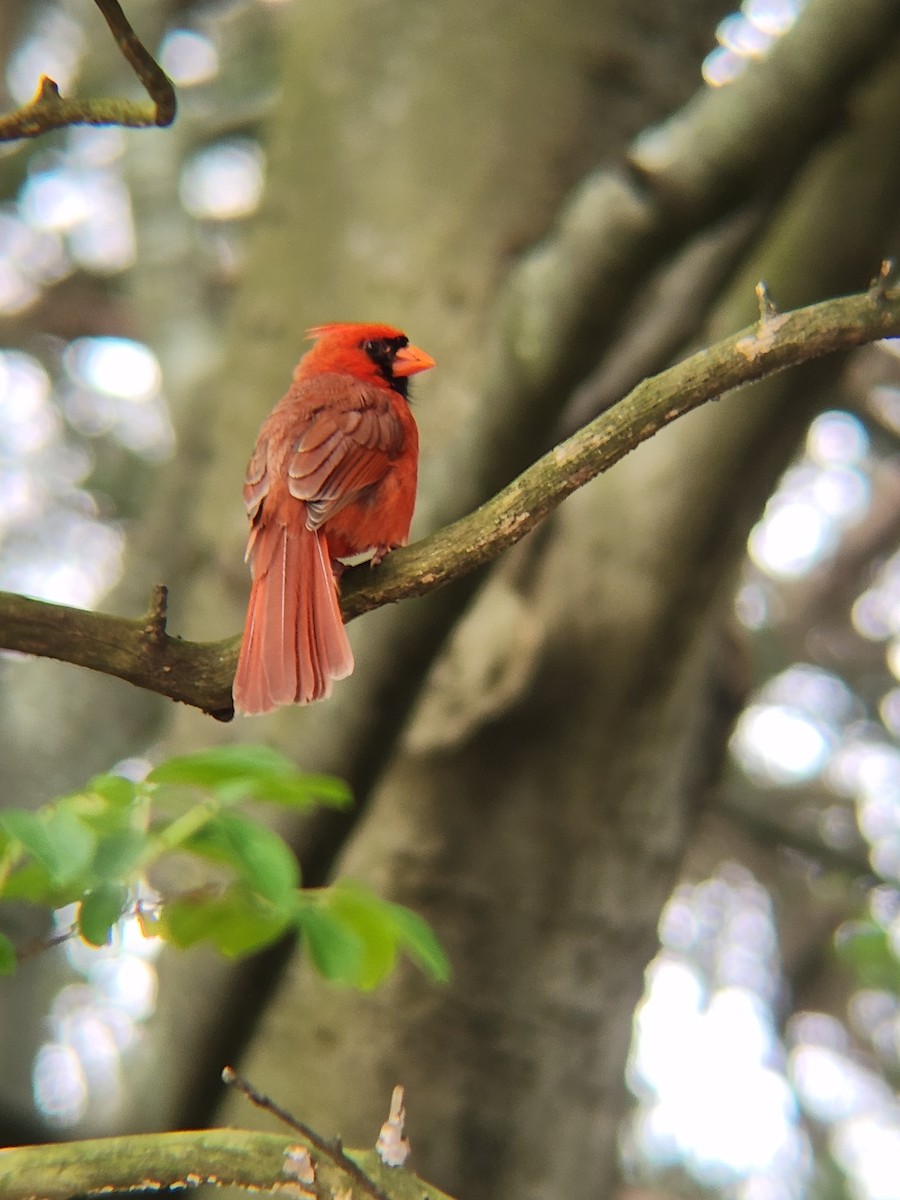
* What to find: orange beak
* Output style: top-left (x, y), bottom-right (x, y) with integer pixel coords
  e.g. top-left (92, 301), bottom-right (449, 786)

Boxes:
top-left (392, 343), bottom-right (436, 378)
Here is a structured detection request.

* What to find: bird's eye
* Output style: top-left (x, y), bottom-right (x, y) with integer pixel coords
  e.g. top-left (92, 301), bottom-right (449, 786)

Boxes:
top-left (361, 339), bottom-right (376, 355)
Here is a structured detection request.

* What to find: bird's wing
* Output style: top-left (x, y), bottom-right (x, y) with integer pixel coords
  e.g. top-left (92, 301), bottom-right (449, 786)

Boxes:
top-left (242, 435), bottom-right (274, 565)
top-left (285, 382), bottom-right (406, 530)
top-left (243, 437), bottom-right (270, 521)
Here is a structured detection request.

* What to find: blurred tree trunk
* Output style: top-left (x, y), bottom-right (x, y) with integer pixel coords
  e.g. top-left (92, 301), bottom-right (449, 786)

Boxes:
top-left (6, 0), bottom-right (900, 1195)
top-left (145, 3), bottom-right (900, 1199)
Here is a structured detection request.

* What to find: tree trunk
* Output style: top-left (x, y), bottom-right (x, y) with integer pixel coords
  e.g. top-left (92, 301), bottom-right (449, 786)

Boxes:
top-left (204, 7), bottom-right (900, 1197)
top-left (6, 0), bottom-right (900, 1193)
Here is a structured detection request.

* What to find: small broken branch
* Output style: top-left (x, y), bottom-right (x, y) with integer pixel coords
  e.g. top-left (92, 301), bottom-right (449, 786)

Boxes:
top-left (0, 0), bottom-right (175, 142)
top-left (0, 590), bottom-right (236, 720)
top-left (223, 1067), bottom-right (393, 1200)
top-left (142, 583), bottom-right (169, 645)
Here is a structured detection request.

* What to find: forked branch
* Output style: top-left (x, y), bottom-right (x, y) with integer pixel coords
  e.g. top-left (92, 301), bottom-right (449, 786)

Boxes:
top-left (0, 0), bottom-right (175, 142)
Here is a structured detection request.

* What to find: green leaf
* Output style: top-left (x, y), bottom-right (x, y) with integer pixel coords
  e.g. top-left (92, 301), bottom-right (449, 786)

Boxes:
top-left (0, 807), bottom-right (96, 886)
top-left (159, 889), bottom-right (289, 957)
top-left (208, 894), bottom-right (291, 957)
top-left (326, 882), bottom-right (450, 988)
top-left (0, 932), bottom-right (16, 975)
top-left (297, 883), bottom-right (450, 989)
top-left (78, 883), bottom-right (128, 947)
top-left (156, 894), bottom-right (222, 948)
top-left (183, 812), bottom-right (299, 905)
top-left (91, 830), bottom-right (148, 881)
top-left (53, 776), bottom-right (137, 832)
top-left (0, 862), bottom-right (87, 909)
top-left (147, 745), bottom-right (351, 809)
top-left (1, 810), bottom-right (49, 864)
top-left (86, 774), bottom-right (139, 809)
top-left (376, 896), bottom-right (452, 984)
top-left (70, 775), bottom-right (141, 836)
top-left (0, 859), bottom-right (55, 903)
top-left (296, 900), bottom-right (366, 985)
top-left (222, 772), bottom-right (352, 811)
top-left (148, 745), bottom-right (296, 788)
top-left (324, 886), bottom-right (400, 989)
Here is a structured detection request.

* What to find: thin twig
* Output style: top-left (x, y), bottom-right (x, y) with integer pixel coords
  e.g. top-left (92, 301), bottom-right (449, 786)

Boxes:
top-left (96, 0), bottom-right (176, 125)
top-left (222, 1066), bottom-right (392, 1200)
top-left (14, 925), bottom-right (76, 965)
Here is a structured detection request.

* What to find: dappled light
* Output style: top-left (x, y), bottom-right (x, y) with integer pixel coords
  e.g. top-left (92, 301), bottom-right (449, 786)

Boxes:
top-left (0, 348), bottom-right (124, 606)
top-left (179, 140), bottom-right (266, 222)
top-left (32, 902), bottom-right (161, 1128)
top-left (789, 1010), bottom-right (900, 1200)
top-left (0, 206), bottom-right (69, 315)
top-left (746, 412), bottom-right (871, 581)
top-left (732, 700), bottom-right (834, 785)
top-left (0, 2), bottom-right (262, 612)
top-left (0, 337), bottom-right (171, 606)
top-left (5, 5), bottom-right (85, 105)
top-left (853, 547), bottom-right (900, 640)
top-left (61, 338), bottom-right (173, 458)
top-left (158, 29), bottom-right (220, 89)
top-left (0, 3), bottom-right (899, 1200)
top-left (626, 869), bottom-right (809, 1197)
top-left (703, 0), bottom-right (807, 86)
top-left (629, 373), bottom-right (900, 1194)
top-left (730, 664), bottom-right (856, 786)
top-left (20, 139), bottom-right (136, 274)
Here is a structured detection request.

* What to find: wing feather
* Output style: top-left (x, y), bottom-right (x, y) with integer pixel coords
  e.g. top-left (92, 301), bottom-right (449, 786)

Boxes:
top-left (286, 384), bottom-right (406, 530)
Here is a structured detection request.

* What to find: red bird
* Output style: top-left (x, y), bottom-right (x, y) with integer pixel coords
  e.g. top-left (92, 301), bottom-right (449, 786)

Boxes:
top-left (232, 322), bottom-right (435, 716)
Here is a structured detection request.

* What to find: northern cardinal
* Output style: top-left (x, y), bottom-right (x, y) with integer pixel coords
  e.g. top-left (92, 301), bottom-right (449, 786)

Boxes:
top-left (232, 322), bottom-right (435, 716)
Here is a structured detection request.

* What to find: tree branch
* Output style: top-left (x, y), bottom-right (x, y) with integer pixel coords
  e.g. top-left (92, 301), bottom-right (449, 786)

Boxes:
top-left (223, 1066), bottom-right (393, 1200)
top-left (344, 278), bottom-right (900, 617)
top-left (0, 0), bottom-right (175, 142)
top-left (0, 280), bottom-right (897, 720)
top-left (0, 1128), bottom-right (455, 1200)
top-left (0, 587), bottom-right (237, 721)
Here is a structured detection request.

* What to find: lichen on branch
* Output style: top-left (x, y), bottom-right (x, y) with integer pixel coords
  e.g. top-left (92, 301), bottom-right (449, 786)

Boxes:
top-left (0, 282), bottom-right (897, 720)
top-left (0, 0), bottom-right (175, 142)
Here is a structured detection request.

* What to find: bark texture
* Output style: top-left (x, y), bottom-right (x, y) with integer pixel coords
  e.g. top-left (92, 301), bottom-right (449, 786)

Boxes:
top-left (5, 0), bottom-right (900, 1194)
top-left (205, 9), bottom-right (900, 1198)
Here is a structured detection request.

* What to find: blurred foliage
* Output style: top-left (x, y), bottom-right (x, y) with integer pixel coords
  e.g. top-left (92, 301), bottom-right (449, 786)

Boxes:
top-left (835, 919), bottom-right (900, 994)
top-left (0, 744), bottom-right (449, 988)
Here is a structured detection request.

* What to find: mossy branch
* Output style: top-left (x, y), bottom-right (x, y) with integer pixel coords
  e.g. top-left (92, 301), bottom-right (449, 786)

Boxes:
top-left (0, 0), bottom-right (175, 142)
top-left (0, 1128), bottom-right (455, 1200)
top-left (0, 280), bottom-right (897, 720)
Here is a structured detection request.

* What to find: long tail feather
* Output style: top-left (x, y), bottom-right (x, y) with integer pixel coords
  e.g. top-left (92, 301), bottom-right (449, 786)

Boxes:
top-left (233, 520), bottom-right (353, 715)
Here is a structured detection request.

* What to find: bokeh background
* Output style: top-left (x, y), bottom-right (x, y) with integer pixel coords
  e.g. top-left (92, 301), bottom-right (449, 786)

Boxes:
top-left (1, 2), bottom-right (900, 1199)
